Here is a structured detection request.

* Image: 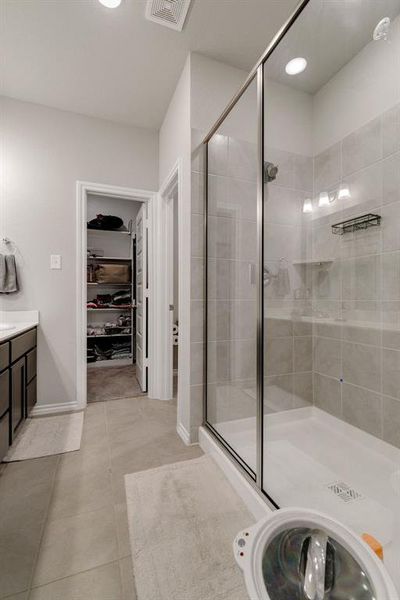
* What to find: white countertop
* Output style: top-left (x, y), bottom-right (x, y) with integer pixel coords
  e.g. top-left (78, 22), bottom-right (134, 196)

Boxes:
top-left (0, 310), bottom-right (39, 342)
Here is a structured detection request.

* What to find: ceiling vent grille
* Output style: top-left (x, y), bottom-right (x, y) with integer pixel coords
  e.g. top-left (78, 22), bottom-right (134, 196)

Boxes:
top-left (145, 0), bottom-right (192, 31)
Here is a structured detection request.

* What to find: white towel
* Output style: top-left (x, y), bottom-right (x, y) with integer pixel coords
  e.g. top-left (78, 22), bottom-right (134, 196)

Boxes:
top-left (0, 254), bottom-right (19, 294)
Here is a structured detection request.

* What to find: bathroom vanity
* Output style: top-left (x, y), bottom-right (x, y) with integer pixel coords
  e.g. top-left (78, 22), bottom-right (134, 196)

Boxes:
top-left (0, 313), bottom-right (39, 462)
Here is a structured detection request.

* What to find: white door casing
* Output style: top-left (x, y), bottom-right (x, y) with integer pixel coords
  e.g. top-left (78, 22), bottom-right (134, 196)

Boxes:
top-left (135, 204), bottom-right (149, 392)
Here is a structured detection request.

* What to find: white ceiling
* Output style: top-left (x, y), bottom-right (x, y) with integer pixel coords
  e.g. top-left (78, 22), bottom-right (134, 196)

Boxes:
top-left (267, 0), bottom-right (400, 94)
top-left (0, 0), bottom-right (298, 129)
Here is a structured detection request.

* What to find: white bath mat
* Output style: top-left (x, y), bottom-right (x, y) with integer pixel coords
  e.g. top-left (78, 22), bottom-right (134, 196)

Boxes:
top-left (125, 455), bottom-right (253, 600)
top-left (4, 412), bottom-right (84, 462)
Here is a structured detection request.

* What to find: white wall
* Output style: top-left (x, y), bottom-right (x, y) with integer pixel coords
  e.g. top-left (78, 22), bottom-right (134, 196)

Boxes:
top-left (0, 96), bottom-right (158, 410)
top-left (158, 56), bottom-right (192, 436)
top-left (313, 14), bottom-right (400, 155)
top-left (190, 53), bottom-right (313, 156)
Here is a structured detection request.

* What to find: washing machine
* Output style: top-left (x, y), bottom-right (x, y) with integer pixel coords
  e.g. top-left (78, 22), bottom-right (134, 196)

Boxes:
top-left (234, 508), bottom-right (398, 600)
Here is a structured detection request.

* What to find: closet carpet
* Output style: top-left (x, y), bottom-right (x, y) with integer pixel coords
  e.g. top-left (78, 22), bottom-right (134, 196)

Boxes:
top-left (87, 365), bottom-right (144, 403)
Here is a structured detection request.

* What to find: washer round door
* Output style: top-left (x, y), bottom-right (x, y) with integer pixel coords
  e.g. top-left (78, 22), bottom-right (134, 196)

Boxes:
top-left (234, 508), bottom-right (398, 600)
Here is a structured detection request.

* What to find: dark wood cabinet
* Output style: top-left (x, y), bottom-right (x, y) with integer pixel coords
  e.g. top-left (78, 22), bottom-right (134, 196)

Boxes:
top-left (0, 327), bottom-right (37, 461)
top-left (11, 357), bottom-right (25, 437)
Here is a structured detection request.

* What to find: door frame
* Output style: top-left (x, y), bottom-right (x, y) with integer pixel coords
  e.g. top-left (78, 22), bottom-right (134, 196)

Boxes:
top-left (156, 160), bottom-right (182, 402)
top-left (76, 181), bottom-right (157, 409)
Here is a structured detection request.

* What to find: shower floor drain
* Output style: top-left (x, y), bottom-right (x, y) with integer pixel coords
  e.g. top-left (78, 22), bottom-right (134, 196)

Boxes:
top-left (326, 481), bottom-right (363, 503)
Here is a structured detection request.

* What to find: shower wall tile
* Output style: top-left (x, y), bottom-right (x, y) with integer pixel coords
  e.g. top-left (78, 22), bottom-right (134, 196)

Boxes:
top-left (293, 320), bottom-right (312, 336)
top-left (238, 220), bottom-right (257, 261)
top-left (190, 342), bottom-right (204, 386)
top-left (265, 147), bottom-right (294, 188)
top-left (313, 373), bottom-right (341, 418)
top-left (342, 255), bottom-right (380, 302)
top-left (266, 318), bottom-right (293, 337)
top-left (265, 186), bottom-right (303, 227)
top-left (191, 170), bottom-right (204, 214)
top-left (342, 116), bottom-right (382, 177)
top-left (314, 142), bottom-right (341, 193)
top-left (382, 348), bottom-right (400, 400)
top-left (207, 175), bottom-right (228, 217)
top-left (382, 152), bottom-right (400, 205)
top-left (293, 372), bottom-right (313, 407)
top-left (342, 341), bottom-right (381, 392)
top-left (382, 395), bottom-right (400, 448)
top-left (342, 384), bottom-right (382, 438)
top-left (191, 257), bottom-right (204, 300)
top-left (265, 375), bottom-right (293, 411)
top-left (294, 337), bottom-right (312, 372)
top-left (382, 329), bottom-right (400, 350)
top-left (191, 213), bottom-right (204, 258)
top-left (344, 162), bottom-right (383, 214)
top-left (227, 138), bottom-right (257, 182)
top-left (208, 134), bottom-right (228, 176)
top-left (381, 252), bottom-right (400, 301)
top-left (381, 201), bottom-right (400, 251)
top-left (382, 103), bottom-right (400, 158)
top-left (293, 154), bottom-right (313, 192)
top-left (191, 300), bottom-right (204, 343)
top-left (227, 178), bottom-right (257, 221)
top-left (313, 336), bottom-right (341, 378)
top-left (342, 324), bottom-right (381, 346)
top-left (265, 337), bottom-right (293, 376)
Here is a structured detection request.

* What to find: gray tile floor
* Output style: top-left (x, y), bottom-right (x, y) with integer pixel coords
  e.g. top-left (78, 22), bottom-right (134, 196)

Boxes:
top-left (0, 396), bottom-right (203, 599)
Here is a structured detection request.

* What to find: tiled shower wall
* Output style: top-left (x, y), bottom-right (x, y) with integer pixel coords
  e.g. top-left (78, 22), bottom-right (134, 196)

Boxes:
top-left (191, 102), bottom-right (400, 449)
top-left (309, 102), bottom-right (400, 448)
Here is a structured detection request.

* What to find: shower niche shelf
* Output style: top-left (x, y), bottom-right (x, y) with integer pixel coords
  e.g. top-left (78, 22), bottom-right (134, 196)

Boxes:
top-left (293, 258), bottom-right (334, 266)
top-left (332, 213), bottom-right (381, 235)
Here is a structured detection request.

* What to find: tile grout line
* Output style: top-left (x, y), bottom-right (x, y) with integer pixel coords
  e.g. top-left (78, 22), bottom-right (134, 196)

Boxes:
top-left (104, 399), bottom-right (132, 597)
top-left (25, 453), bottom-right (62, 597)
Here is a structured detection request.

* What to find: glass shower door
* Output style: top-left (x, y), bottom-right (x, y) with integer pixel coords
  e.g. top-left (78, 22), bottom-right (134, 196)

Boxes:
top-left (206, 77), bottom-right (259, 476)
top-left (262, 0), bottom-right (400, 591)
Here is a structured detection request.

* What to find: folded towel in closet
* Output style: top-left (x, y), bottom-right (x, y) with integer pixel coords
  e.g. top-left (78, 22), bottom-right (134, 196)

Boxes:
top-left (0, 254), bottom-right (19, 294)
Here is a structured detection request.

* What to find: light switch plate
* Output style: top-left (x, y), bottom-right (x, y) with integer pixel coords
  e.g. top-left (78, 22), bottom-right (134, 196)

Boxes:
top-left (50, 254), bottom-right (62, 270)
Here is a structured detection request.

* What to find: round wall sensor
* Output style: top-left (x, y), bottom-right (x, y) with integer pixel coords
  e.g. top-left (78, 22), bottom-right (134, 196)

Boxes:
top-left (373, 17), bottom-right (391, 41)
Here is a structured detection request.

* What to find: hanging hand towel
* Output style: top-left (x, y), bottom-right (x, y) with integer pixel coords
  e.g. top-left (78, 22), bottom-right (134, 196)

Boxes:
top-left (0, 254), bottom-right (19, 294)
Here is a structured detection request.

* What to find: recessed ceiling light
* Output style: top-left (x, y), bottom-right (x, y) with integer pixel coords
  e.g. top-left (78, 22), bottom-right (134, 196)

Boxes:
top-left (98, 0), bottom-right (122, 8)
top-left (285, 57), bottom-right (307, 76)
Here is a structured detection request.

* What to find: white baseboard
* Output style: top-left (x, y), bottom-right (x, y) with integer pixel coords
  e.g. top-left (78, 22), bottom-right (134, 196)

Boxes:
top-left (199, 426), bottom-right (273, 521)
top-left (176, 422), bottom-right (194, 446)
top-left (31, 401), bottom-right (82, 417)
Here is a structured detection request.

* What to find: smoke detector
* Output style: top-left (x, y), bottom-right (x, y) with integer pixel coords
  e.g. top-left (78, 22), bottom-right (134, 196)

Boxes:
top-left (145, 0), bottom-right (192, 31)
top-left (373, 17), bottom-right (391, 41)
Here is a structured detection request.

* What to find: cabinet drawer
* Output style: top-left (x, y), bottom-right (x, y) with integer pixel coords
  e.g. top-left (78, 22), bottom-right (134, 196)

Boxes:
top-left (0, 411), bottom-right (9, 463)
top-left (26, 348), bottom-right (37, 384)
top-left (0, 370), bottom-right (9, 417)
top-left (26, 377), bottom-right (37, 417)
top-left (11, 329), bottom-right (36, 363)
top-left (0, 342), bottom-right (10, 371)
top-left (11, 357), bottom-right (25, 436)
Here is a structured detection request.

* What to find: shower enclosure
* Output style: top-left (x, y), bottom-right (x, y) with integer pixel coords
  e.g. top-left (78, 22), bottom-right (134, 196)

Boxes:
top-left (203, 0), bottom-right (400, 591)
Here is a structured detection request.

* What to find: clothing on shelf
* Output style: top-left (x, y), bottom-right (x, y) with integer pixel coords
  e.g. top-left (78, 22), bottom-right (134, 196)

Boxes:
top-left (0, 254), bottom-right (19, 294)
top-left (87, 214), bottom-right (124, 231)
top-left (86, 290), bottom-right (132, 309)
top-left (87, 337), bottom-right (132, 363)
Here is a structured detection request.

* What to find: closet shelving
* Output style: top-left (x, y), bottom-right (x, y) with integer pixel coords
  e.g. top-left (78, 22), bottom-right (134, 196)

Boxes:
top-left (87, 228), bottom-right (135, 368)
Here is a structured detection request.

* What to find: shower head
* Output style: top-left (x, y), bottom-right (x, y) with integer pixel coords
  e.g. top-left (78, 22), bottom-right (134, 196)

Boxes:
top-left (264, 161), bottom-right (279, 183)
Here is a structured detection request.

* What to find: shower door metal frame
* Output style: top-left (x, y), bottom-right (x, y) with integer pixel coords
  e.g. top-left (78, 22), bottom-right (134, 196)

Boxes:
top-left (202, 0), bottom-right (311, 505)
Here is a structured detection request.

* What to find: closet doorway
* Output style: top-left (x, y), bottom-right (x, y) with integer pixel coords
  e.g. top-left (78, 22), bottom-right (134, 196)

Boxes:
top-left (76, 182), bottom-right (156, 407)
